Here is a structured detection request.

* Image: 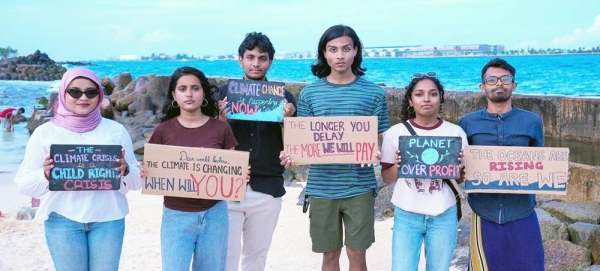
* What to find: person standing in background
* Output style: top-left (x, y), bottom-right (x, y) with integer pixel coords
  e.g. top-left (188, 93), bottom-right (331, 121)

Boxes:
top-left (280, 24), bottom-right (390, 271)
top-left (213, 32), bottom-right (297, 271)
top-left (459, 58), bottom-right (545, 271)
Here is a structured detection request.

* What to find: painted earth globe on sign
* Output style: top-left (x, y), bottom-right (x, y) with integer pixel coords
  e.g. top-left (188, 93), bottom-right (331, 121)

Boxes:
top-left (421, 148), bottom-right (439, 165)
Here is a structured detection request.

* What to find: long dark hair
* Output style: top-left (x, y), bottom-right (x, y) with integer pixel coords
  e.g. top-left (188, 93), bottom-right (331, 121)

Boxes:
top-left (310, 24), bottom-right (366, 78)
top-left (161, 66), bottom-right (218, 122)
top-left (400, 77), bottom-right (445, 121)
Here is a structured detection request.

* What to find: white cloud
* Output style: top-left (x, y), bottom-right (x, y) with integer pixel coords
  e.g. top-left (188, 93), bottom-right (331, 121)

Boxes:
top-left (550, 14), bottom-right (600, 48)
top-left (142, 31), bottom-right (175, 43)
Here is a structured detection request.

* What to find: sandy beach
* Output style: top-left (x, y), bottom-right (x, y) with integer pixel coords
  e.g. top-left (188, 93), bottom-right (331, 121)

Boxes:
top-left (0, 180), bottom-right (407, 271)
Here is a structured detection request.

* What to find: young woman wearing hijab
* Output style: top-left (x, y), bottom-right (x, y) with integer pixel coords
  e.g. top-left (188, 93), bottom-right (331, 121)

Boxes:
top-left (14, 67), bottom-right (142, 271)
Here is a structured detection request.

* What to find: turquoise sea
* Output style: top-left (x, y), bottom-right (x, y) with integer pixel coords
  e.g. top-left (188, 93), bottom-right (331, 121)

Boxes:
top-left (1, 55), bottom-right (599, 179)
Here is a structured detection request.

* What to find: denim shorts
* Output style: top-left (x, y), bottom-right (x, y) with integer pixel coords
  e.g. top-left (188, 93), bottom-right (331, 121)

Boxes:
top-left (309, 191), bottom-right (375, 253)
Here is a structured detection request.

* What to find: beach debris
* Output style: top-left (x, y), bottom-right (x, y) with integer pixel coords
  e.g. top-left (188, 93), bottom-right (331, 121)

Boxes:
top-left (16, 207), bottom-right (37, 220)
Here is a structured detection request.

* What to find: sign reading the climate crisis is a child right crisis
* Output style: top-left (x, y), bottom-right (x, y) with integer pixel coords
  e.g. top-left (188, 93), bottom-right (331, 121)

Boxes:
top-left (283, 116), bottom-right (378, 165)
top-left (464, 146), bottom-right (570, 195)
top-left (49, 144), bottom-right (122, 191)
top-left (142, 143), bottom-right (250, 201)
top-left (226, 79), bottom-right (286, 122)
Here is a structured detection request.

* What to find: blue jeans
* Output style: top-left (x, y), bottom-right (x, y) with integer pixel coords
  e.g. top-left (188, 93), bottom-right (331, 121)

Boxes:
top-left (391, 205), bottom-right (458, 271)
top-left (161, 201), bottom-right (228, 271)
top-left (44, 212), bottom-right (125, 271)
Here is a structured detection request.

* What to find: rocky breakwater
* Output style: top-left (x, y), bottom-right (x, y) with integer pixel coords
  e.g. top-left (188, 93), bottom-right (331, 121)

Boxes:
top-left (0, 50), bottom-right (66, 81)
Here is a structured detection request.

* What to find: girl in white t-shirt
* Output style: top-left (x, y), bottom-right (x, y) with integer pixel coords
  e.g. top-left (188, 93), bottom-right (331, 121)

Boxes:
top-left (380, 72), bottom-right (467, 271)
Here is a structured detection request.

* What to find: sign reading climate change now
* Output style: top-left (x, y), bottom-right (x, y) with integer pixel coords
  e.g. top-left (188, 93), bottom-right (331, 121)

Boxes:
top-left (283, 116), bottom-right (379, 165)
top-left (142, 143), bottom-right (250, 201)
top-left (49, 144), bottom-right (122, 191)
top-left (398, 136), bottom-right (462, 179)
top-left (464, 146), bottom-right (570, 195)
top-left (226, 79), bottom-right (286, 122)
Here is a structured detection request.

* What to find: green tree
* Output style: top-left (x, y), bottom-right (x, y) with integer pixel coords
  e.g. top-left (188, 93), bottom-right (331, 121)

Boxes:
top-left (0, 46), bottom-right (18, 59)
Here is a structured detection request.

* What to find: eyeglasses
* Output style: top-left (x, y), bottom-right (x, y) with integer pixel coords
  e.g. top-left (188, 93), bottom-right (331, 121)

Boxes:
top-left (412, 72), bottom-right (438, 79)
top-left (66, 88), bottom-right (100, 99)
top-left (483, 75), bottom-right (514, 85)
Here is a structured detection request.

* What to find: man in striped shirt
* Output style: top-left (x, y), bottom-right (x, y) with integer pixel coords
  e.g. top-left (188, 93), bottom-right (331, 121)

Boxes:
top-left (291, 24), bottom-right (390, 271)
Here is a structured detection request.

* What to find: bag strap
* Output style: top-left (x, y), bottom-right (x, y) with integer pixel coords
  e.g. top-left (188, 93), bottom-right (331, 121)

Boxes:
top-left (402, 121), bottom-right (417, 136)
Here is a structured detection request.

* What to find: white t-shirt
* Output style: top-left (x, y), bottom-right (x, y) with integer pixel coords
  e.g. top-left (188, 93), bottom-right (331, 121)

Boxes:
top-left (381, 119), bottom-right (468, 216)
top-left (14, 118), bottom-right (142, 222)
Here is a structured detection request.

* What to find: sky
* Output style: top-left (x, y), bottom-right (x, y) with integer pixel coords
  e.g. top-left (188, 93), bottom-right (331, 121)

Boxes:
top-left (2, 0), bottom-right (600, 60)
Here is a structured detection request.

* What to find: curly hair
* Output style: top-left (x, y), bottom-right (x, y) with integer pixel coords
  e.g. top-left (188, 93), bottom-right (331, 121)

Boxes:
top-left (161, 66), bottom-right (218, 122)
top-left (399, 77), bottom-right (445, 122)
top-left (238, 32), bottom-right (275, 60)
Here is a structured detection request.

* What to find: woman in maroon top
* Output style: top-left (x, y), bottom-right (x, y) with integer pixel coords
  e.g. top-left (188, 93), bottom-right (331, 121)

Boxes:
top-left (148, 67), bottom-right (237, 271)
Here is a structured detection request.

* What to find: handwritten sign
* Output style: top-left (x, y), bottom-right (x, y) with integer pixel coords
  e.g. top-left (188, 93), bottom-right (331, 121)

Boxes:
top-left (49, 144), bottom-right (122, 191)
top-left (283, 116), bottom-right (378, 165)
top-left (464, 146), bottom-right (569, 195)
top-left (142, 143), bottom-right (250, 200)
top-left (226, 79), bottom-right (285, 122)
top-left (399, 136), bottom-right (462, 179)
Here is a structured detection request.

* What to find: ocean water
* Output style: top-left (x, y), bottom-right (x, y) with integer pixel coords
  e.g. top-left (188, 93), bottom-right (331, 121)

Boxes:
top-left (1, 55), bottom-right (599, 181)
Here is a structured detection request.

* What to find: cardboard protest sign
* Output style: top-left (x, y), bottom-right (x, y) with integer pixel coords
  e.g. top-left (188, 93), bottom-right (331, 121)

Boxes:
top-left (142, 143), bottom-right (250, 201)
top-left (283, 116), bottom-right (378, 165)
top-left (226, 79), bottom-right (286, 122)
top-left (398, 136), bottom-right (462, 179)
top-left (49, 144), bottom-right (122, 191)
top-left (464, 146), bottom-right (569, 195)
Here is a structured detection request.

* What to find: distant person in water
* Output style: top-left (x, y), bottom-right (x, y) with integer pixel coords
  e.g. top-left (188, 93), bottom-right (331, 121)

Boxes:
top-left (1, 107), bottom-right (25, 131)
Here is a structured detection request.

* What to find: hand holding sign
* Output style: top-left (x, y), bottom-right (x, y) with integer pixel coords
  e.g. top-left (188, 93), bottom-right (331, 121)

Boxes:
top-left (43, 155), bottom-right (54, 180)
top-left (283, 116), bottom-right (379, 165)
top-left (49, 144), bottom-right (122, 191)
top-left (143, 143), bottom-right (250, 201)
top-left (398, 136), bottom-right (462, 179)
top-left (226, 79), bottom-right (286, 122)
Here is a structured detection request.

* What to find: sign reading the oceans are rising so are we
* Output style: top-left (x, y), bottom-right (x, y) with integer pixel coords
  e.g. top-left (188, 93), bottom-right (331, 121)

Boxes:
top-left (49, 144), bottom-right (122, 191)
top-left (142, 143), bottom-right (250, 201)
top-left (283, 116), bottom-right (379, 165)
top-left (464, 146), bottom-right (570, 195)
top-left (398, 136), bottom-right (462, 179)
top-left (226, 79), bottom-right (286, 122)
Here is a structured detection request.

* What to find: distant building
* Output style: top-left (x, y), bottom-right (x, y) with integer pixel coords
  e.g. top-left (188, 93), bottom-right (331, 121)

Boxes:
top-left (362, 44), bottom-right (505, 57)
top-left (119, 55), bottom-right (141, 61)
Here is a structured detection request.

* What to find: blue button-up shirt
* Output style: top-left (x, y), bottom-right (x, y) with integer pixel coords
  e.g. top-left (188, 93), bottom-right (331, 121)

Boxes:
top-left (459, 106), bottom-right (544, 224)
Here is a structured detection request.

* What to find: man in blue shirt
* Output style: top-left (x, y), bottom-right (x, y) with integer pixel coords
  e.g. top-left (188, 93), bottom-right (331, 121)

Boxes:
top-left (459, 58), bottom-right (545, 271)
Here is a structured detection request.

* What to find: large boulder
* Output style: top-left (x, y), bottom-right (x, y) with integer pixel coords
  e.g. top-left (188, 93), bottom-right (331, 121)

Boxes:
top-left (537, 208), bottom-right (569, 241)
top-left (568, 222), bottom-right (600, 264)
top-left (540, 201), bottom-right (600, 224)
top-left (544, 239), bottom-right (591, 271)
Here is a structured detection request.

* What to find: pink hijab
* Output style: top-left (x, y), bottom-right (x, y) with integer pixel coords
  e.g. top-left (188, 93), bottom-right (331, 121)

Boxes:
top-left (51, 67), bottom-right (104, 133)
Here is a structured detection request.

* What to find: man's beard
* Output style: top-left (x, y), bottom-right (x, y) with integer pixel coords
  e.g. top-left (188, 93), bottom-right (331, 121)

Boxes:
top-left (487, 87), bottom-right (512, 103)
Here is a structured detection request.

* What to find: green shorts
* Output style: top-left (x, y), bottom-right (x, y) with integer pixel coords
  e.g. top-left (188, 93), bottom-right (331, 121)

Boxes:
top-left (309, 191), bottom-right (375, 253)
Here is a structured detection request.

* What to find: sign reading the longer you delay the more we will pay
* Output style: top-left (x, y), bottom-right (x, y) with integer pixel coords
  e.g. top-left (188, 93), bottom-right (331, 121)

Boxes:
top-left (464, 145), bottom-right (570, 195)
top-left (142, 143), bottom-right (250, 201)
top-left (283, 116), bottom-right (379, 165)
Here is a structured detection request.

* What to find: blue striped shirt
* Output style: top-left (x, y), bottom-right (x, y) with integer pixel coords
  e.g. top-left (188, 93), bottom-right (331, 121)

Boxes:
top-left (298, 77), bottom-right (390, 199)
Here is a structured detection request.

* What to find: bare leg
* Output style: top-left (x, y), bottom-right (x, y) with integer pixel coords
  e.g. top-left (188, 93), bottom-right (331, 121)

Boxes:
top-left (346, 247), bottom-right (367, 271)
top-left (322, 249), bottom-right (342, 271)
